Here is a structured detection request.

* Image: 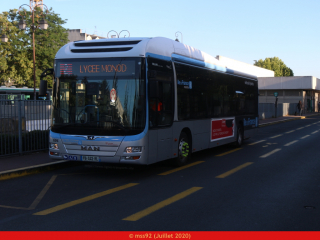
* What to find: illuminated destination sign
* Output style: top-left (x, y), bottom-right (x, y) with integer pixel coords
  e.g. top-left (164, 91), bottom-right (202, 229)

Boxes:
top-left (58, 60), bottom-right (136, 77)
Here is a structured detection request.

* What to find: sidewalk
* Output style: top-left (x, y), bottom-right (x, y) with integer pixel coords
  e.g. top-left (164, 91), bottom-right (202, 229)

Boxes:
top-left (259, 112), bottom-right (320, 126)
top-left (1, 112), bottom-right (320, 180)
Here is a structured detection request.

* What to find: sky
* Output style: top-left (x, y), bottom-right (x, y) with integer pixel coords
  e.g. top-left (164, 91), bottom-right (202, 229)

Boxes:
top-left (1, 0), bottom-right (320, 78)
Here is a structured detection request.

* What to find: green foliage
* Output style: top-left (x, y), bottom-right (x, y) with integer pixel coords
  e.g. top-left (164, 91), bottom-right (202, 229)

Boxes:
top-left (254, 57), bottom-right (294, 77)
top-left (0, 7), bottom-right (68, 88)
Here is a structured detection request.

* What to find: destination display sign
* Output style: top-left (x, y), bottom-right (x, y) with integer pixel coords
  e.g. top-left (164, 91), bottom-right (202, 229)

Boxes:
top-left (58, 60), bottom-right (136, 77)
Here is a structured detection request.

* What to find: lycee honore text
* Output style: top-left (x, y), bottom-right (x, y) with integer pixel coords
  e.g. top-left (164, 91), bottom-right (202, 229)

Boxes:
top-left (80, 64), bottom-right (127, 73)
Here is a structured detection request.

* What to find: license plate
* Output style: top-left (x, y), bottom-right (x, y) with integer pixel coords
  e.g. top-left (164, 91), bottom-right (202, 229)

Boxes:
top-left (82, 156), bottom-right (100, 162)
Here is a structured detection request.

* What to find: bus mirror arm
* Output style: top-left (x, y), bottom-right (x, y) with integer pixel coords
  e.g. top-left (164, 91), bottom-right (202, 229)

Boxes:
top-left (40, 68), bottom-right (54, 79)
top-left (39, 68), bottom-right (54, 96)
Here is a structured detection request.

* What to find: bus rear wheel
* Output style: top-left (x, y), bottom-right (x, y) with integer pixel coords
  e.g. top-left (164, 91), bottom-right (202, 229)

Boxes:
top-left (235, 126), bottom-right (243, 147)
top-left (173, 132), bottom-right (191, 166)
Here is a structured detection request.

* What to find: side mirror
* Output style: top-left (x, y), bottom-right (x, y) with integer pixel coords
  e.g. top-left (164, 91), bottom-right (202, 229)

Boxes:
top-left (39, 80), bottom-right (47, 96)
top-left (39, 68), bottom-right (54, 96)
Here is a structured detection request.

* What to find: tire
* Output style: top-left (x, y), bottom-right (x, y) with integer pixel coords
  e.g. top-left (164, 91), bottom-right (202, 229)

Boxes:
top-left (173, 132), bottom-right (191, 166)
top-left (235, 125), bottom-right (243, 148)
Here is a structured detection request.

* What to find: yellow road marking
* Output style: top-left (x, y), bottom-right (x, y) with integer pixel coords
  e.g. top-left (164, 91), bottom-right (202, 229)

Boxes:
top-left (123, 187), bottom-right (203, 221)
top-left (284, 140), bottom-right (298, 146)
top-left (248, 140), bottom-right (265, 145)
top-left (301, 135), bottom-right (310, 139)
top-left (29, 175), bottom-right (57, 210)
top-left (215, 162), bottom-right (253, 178)
top-left (158, 161), bottom-right (204, 176)
top-left (259, 148), bottom-right (281, 158)
top-left (215, 148), bottom-right (242, 157)
top-left (0, 205), bottom-right (29, 210)
top-left (0, 175), bottom-right (57, 210)
top-left (33, 183), bottom-right (139, 216)
top-left (270, 134), bottom-right (283, 139)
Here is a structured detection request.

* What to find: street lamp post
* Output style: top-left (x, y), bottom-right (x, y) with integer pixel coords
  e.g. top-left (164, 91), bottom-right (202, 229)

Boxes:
top-left (107, 30), bottom-right (130, 39)
top-left (175, 31), bottom-right (183, 43)
top-left (0, 33), bottom-right (8, 43)
top-left (0, 20), bottom-right (9, 43)
top-left (18, 2), bottom-right (48, 100)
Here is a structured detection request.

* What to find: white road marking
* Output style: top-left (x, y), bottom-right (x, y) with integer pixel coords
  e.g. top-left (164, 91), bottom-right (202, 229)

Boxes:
top-left (270, 134), bottom-right (283, 139)
top-left (284, 140), bottom-right (298, 146)
top-left (285, 130), bottom-right (295, 134)
top-left (260, 149), bottom-right (281, 158)
top-left (248, 140), bottom-right (266, 145)
top-left (301, 135), bottom-right (310, 139)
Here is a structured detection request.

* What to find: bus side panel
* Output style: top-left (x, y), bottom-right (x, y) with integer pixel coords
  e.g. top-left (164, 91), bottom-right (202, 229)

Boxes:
top-left (147, 127), bottom-right (173, 164)
top-left (157, 127), bottom-right (173, 162)
top-left (148, 129), bottom-right (158, 164)
top-left (171, 120), bottom-right (211, 155)
top-left (190, 119), bottom-right (210, 152)
top-left (172, 119), bottom-right (237, 156)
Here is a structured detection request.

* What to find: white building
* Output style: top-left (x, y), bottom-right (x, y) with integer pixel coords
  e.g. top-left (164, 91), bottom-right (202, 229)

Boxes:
top-left (258, 76), bottom-right (320, 113)
top-left (67, 29), bottom-right (106, 43)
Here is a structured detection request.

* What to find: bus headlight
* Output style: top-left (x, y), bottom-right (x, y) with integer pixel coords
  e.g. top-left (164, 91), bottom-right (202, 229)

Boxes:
top-left (50, 143), bottom-right (59, 150)
top-left (125, 146), bottom-right (142, 153)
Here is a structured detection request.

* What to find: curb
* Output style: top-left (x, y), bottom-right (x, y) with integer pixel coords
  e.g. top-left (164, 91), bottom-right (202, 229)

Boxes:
top-left (259, 113), bottom-right (320, 127)
top-left (259, 116), bottom-right (305, 127)
top-left (0, 160), bottom-right (82, 181)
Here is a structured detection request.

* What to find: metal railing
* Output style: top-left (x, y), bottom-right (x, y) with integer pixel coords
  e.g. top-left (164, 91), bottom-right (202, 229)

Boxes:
top-left (0, 99), bottom-right (51, 156)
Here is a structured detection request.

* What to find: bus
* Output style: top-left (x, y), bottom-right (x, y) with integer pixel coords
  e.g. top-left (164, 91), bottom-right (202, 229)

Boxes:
top-left (0, 86), bottom-right (52, 100)
top-left (46, 37), bottom-right (258, 166)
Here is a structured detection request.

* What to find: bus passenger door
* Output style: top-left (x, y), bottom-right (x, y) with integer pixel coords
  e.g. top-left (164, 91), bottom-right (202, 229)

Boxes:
top-left (147, 57), bottom-right (174, 164)
top-left (148, 80), bottom-right (174, 163)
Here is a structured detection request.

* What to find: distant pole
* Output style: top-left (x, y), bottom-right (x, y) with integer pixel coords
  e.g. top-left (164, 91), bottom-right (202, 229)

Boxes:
top-left (18, 2), bottom-right (48, 100)
top-left (275, 97), bottom-right (278, 118)
top-left (32, 10), bottom-right (36, 100)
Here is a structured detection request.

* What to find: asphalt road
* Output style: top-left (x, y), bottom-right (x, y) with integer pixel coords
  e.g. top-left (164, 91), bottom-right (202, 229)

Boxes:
top-left (0, 116), bottom-right (320, 231)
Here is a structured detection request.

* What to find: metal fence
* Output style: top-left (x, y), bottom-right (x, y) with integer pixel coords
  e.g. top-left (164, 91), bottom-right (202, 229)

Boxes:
top-left (0, 99), bottom-right (51, 156)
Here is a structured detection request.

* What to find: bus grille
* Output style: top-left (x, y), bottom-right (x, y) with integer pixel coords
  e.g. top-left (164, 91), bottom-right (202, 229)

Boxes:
top-left (63, 141), bottom-right (120, 157)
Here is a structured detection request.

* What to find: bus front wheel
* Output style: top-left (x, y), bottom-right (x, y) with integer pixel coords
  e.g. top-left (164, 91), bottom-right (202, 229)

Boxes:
top-left (174, 132), bottom-right (191, 166)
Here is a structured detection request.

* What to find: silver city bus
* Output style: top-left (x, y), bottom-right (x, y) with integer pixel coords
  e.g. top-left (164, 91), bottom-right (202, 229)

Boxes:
top-left (45, 37), bottom-right (258, 166)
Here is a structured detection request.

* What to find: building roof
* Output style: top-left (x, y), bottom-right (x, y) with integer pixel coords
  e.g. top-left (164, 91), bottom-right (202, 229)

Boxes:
top-left (258, 76), bottom-right (320, 90)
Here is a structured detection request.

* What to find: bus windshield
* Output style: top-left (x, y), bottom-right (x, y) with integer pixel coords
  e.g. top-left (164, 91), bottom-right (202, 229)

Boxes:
top-left (51, 57), bottom-right (146, 136)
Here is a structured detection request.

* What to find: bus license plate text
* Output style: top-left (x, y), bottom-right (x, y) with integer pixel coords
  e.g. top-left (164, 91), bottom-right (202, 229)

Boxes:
top-left (82, 156), bottom-right (100, 162)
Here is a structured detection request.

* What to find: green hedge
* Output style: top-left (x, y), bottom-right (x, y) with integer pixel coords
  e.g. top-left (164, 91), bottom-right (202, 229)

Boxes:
top-left (0, 130), bottom-right (49, 155)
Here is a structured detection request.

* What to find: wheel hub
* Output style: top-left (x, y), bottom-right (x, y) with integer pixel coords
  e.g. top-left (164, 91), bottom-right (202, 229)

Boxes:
top-left (179, 141), bottom-right (189, 158)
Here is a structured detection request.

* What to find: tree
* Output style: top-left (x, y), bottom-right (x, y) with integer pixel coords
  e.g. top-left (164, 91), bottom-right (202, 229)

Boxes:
top-left (254, 57), bottom-right (294, 77)
top-left (0, 14), bottom-right (31, 87)
top-left (0, 7), bottom-right (68, 88)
